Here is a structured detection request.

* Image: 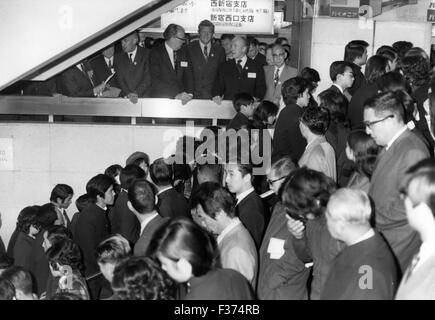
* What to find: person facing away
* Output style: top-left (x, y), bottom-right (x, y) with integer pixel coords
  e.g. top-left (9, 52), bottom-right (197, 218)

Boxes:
top-left (363, 90), bottom-right (429, 273)
top-left (190, 182), bottom-right (257, 287)
top-left (186, 19), bottom-right (226, 99)
top-left (150, 158), bottom-right (190, 219)
top-left (299, 106), bottom-right (337, 182)
top-left (1, 266), bottom-right (38, 300)
top-left (226, 92), bottom-right (255, 131)
top-left (321, 188), bottom-right (398, 300)
top-left (126, 179), bottom-right (169, 257)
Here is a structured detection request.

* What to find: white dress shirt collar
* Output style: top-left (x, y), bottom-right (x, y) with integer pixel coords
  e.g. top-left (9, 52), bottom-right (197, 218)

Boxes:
top-left (217, 217), bottom-right (241, 245)
top-left (332, 83), bottom-right (344, 94)
top-left (386, 126), bottom-right (408, 151)
top-left (349, 228), bottom-right (375, 246)
top-left (127, 46), bottom-right (138, 62)
top-left (235, 55), bottom-right (248, 69)
top-left (140, 211), bottom-right (159, 235)
top-left (157, 186), bottom-right (173, 196)
top-left (165, 42), bottom-right (176, 68)
top-left (236, 187), bottom-right (255, 205)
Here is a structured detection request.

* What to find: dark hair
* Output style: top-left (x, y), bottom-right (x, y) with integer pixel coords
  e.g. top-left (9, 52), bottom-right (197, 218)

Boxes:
top-left (220, 34), bottom-right (234, 41)
top-left (365, 55), bottom-right (389, 83)
top-left (347, 130), bottom-right (379, 178)
top-left (196, 163), bottom-right (223, 185)
top-left (95, 235), bottom-right (131, 265)
top-left (50, 184), bottom-right (73, 202)
top-left (112, 256), bottom-right (176, 300)
top-left (1, 266), bottom-right (33, 296)
top-left (150, 158), bottom-right (173, 186)
top-left (232, 92), bottom-right (254, 112)
top-left (128, 179), bottom-right (156, 214)
top-left (344, 44), bottom-right (367, 63)
top-left (247, 36), bottom-right (259, 47)
top-left (190, 182), bottom-right (236, 219)
top-left (36, 203), bottom-right (57, 230)
top-left (329, 61), bottom-right (353, 82)
top-left (163, 24), bottom-right (183, 41)
top-left (377, 71), bottom-right (411, 94)
top-left (17, 206), bottom-right (40, 234)
top-left (234, 163), bottom-right (253, 178)
top-left (392, 41), bottom-right (413, 59)
top-left (347, 40), bottom-right (369, 48)
top-left (376, 45), bottom-right (398, 63)
top-left (318, 90), bottom-right (348, 124)
top-left (401, 55), bottom-right (432, 88)
top-left (0, 254), bottom-right (13, 271)
top-left (252, 100), bottom-right (278, 128)
top-left (299, 67), bottom-right (320, 92)
top-left (0, 277), bottom-right (15, 300)
top-left (280, 167), bottom-right (336, 220)
top-left (86, 174), bottom-right (115, 200)
top-left (120, 164), bottom-right (145, 189)
top-left (275, 37), bottom-right (288, 45)
top-left (45, 225), bottom-right (72, 249)
top-left (281, 77), bottom-right (309, 105)
top-left (271, 157), bottom-right (296, 179)
top-left (301, 106), bottom-right (331, 135)
top-left (51, 292), bottom-right (83, 300)
top-left (75, 194), bottom-right (93, 212)
top-left (46, 238), bottom-right (84, 274)
top-left (149, 218), bottom-right (218, 278)
top-left (364, 90), bottom-right (407, 123)
top-left (404, 47), bottom-right (430, 60)
top-left (104, 164), bottom-right (122, 180)
top-left (198, 19), bottom-right (215, 33)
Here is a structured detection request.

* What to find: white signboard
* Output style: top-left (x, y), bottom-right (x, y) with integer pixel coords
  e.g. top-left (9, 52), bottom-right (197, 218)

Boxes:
top-left (0, 138), bottom-right (13, 171)
top-left (161, 0), bottom-right (274, 34)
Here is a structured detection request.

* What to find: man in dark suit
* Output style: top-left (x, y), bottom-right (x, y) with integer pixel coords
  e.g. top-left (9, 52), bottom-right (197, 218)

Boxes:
top-left (108, 165), bottom-right (145, 247)
top-left (61, 60), bottom-right (106, 97)
top-left (321, 189), bottom-right (398, 300)
top-left (212, 36), bottom-right (266, 103)
top-left (364, 91), bottom-right (429, 273)
top-left (247, 36), bottom-right (267, 67)
top-left (89, 45), bottom-right (121, 96)
top-left (114, 32), bottom-right (151, 103)
top-left (149, 24), bottom-right (194, 104)
top-left (74, 174), bottom-right (114, 299)
top-left (319, 61), bottom-right (354, 103)
top-left (344, 40), bottom-right (368, 96)
top-left (150, 158), bottom-right (190, 219)
top-left (186, 20), bottom-right (226, 99)
top-left (225, 163), bottom-right (265, 249)
top-left (127, 179), bottom-right (169, 257)
top-left (271, 77), bottom-right (310, 164)
top-left (49, 184), bottom-right (74, 229)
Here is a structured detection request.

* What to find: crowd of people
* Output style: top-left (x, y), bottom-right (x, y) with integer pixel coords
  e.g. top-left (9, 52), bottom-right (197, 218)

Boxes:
top-left (1, 19), bottom-right (435, 300)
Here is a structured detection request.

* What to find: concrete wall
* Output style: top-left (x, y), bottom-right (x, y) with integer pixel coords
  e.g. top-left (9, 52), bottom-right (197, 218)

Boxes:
top-left (0, 122), bottom-right (205, 247)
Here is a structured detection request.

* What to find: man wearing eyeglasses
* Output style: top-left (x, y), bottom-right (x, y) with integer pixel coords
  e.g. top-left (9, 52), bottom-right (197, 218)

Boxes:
top-left (263, 44), bottom-right (298, 106)
top-left (364, 91), bottom-right (429, 273)
top-left (149, 24), bottom-right (194, 104)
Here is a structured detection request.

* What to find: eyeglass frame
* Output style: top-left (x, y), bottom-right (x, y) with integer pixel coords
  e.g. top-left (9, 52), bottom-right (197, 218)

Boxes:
top-left (363, 114), bottom-right (394, 129)
top-left (175, 36), bottom-right (187, 42)
top-left (266, 175), bottom-right (286, 186)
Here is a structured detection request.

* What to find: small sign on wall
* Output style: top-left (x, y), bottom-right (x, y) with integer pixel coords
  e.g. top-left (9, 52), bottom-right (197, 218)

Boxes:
top-left (0, 138), bottom-right (13, 171)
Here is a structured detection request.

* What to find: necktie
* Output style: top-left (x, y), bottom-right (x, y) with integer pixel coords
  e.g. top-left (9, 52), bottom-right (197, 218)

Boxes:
top-left (274, 68), bottom-right (280, 87)
top-left (62, 210), bottom-right (69, 228)
top-left (236, 59), bottom-right (243, 73)
top-left (108, 59), bottom-right (112, 69)
top-left (173, 50), bottom-right (178, 69)
top-left (204, 45), bottom-right (208, 61)
top-left (129, 53), bottom-right (133, 63)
